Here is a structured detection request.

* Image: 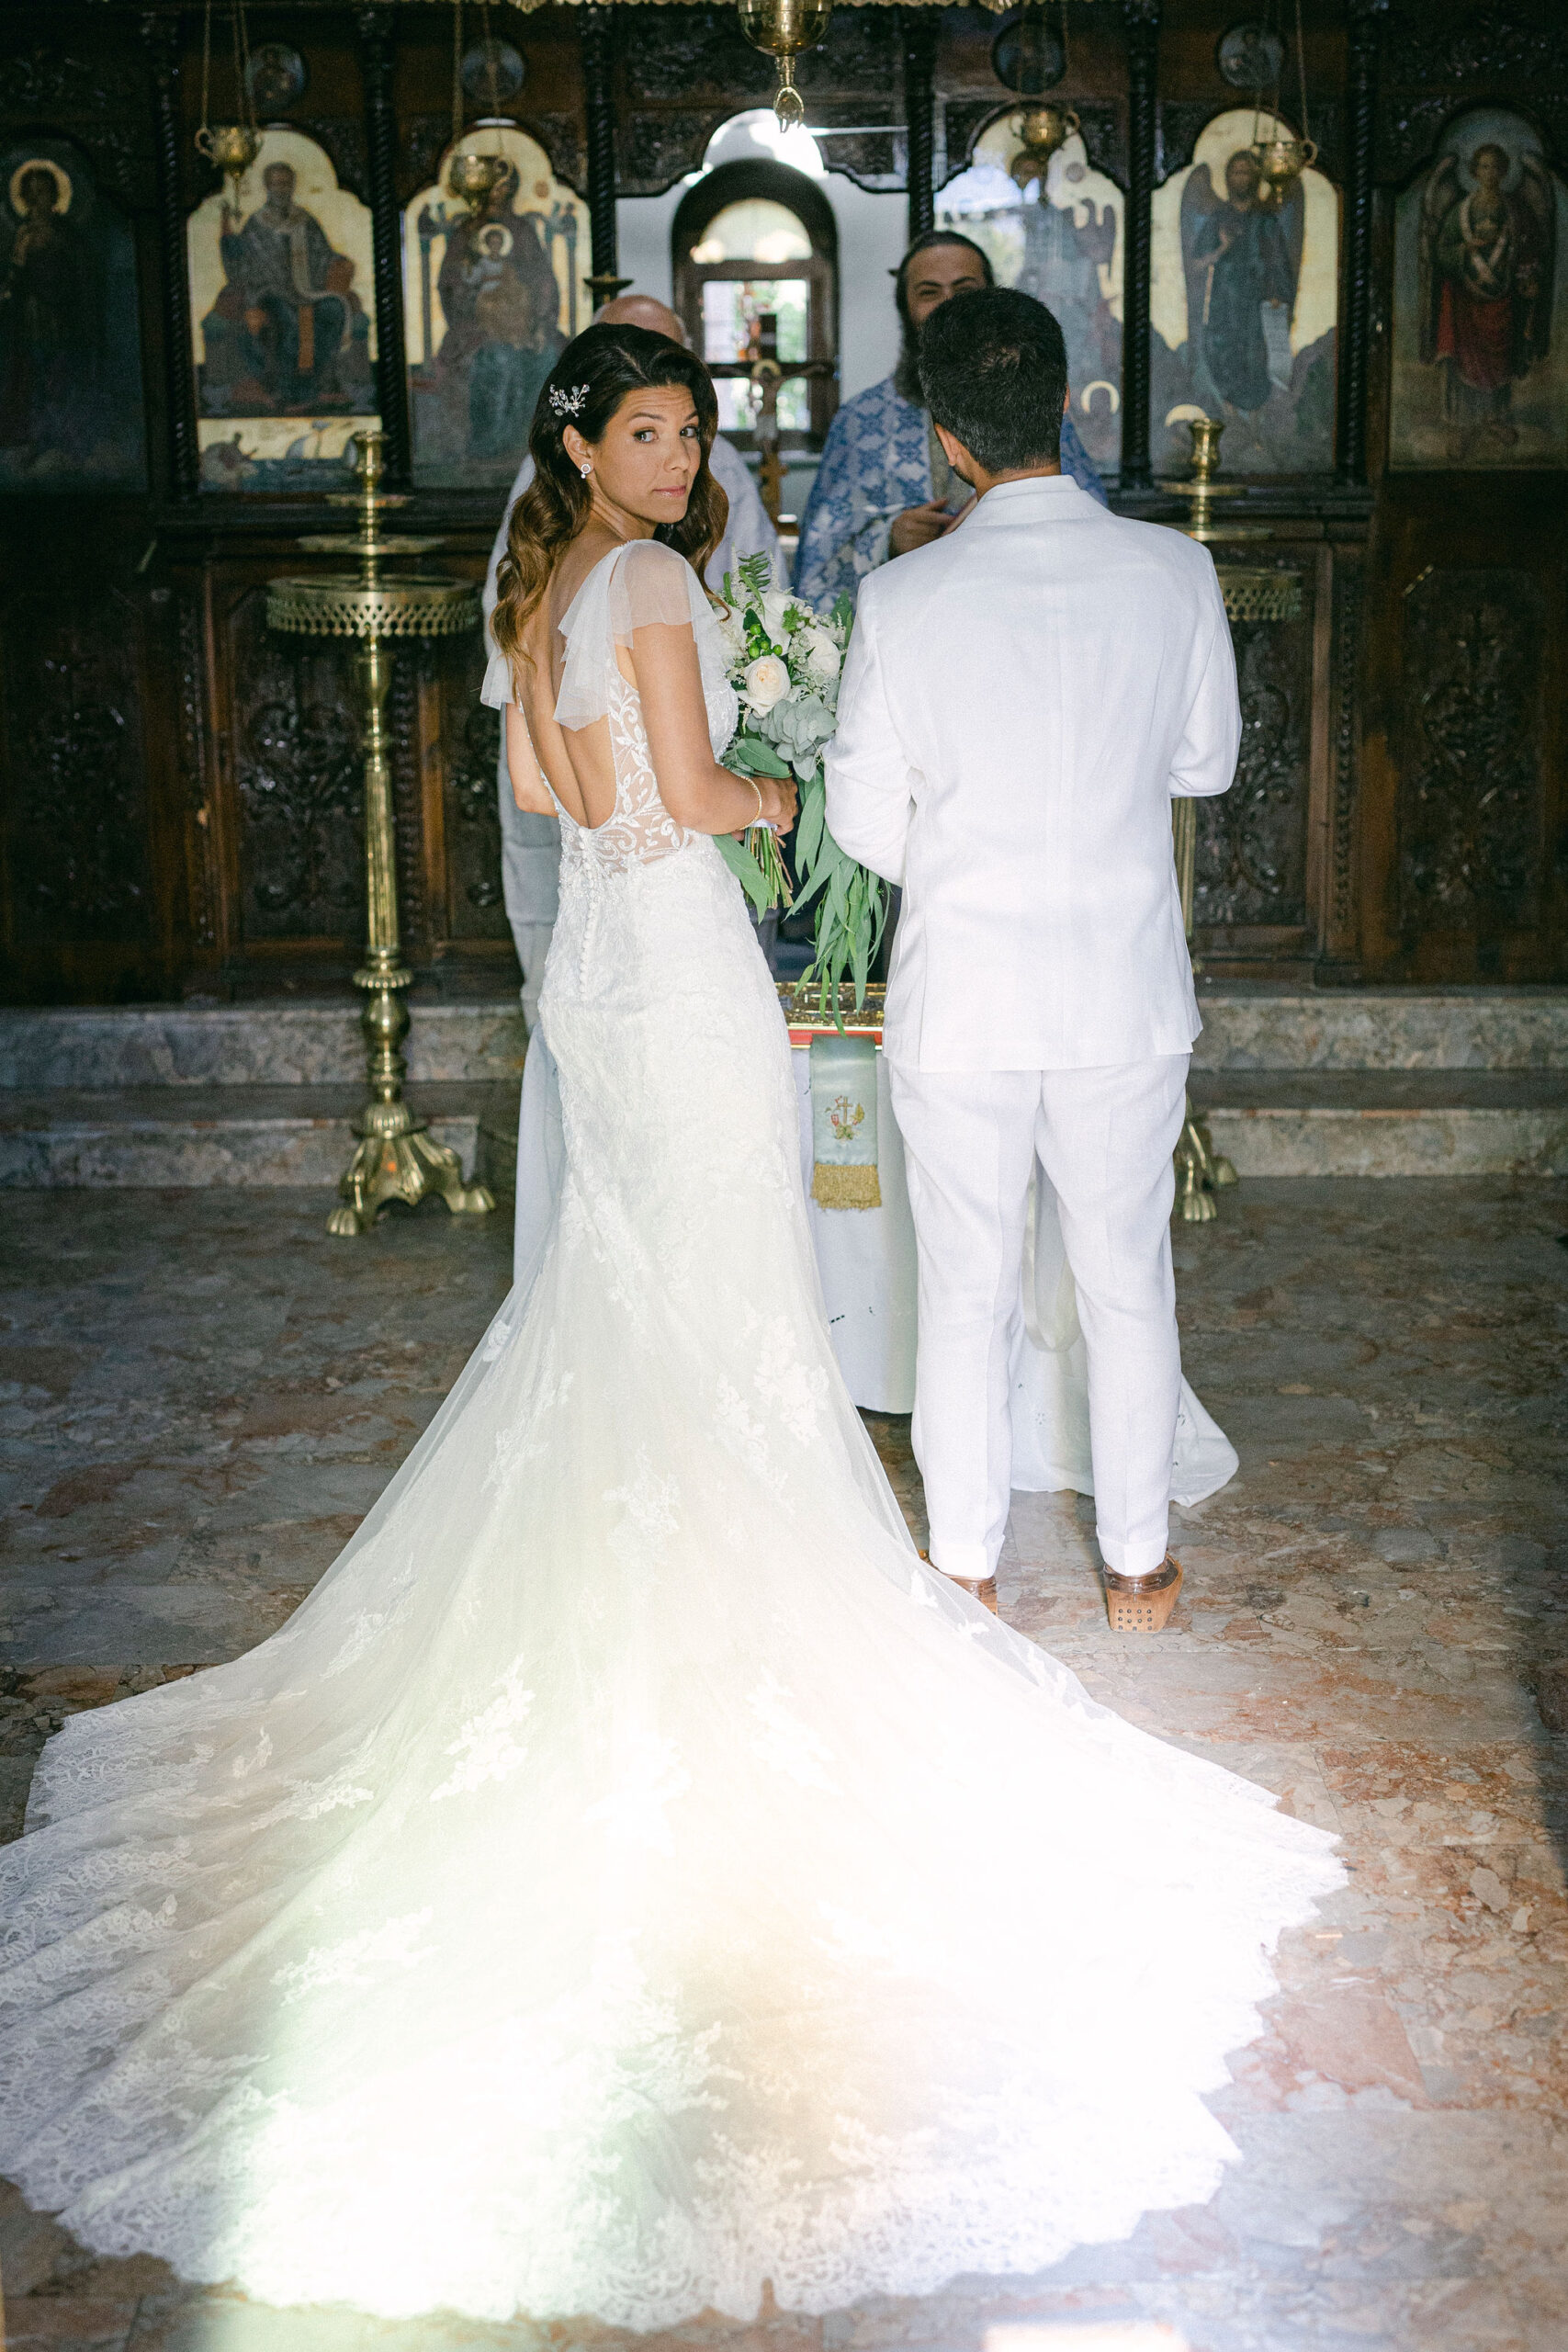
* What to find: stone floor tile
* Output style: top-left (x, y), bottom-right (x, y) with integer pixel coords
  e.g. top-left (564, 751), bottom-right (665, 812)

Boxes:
top-left (0, 1180), bottom-right (1565, 2350)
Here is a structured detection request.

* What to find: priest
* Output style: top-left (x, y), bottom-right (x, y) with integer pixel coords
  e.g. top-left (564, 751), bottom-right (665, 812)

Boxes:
top-left (794, 232), bottom-right (1106, 613)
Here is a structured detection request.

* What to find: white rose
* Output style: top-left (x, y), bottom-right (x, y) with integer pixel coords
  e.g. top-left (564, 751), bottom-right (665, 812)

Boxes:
top-left (801, 628), bottom-right (840, 684)
top-left (742, 654), bottom-right (791, 714)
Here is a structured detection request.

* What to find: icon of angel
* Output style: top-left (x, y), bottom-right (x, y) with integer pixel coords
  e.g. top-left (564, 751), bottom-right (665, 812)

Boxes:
top-left (1417, 137), bottom-right (1556, 448)
top-left (1179, 146), bottom-right (1303, 415)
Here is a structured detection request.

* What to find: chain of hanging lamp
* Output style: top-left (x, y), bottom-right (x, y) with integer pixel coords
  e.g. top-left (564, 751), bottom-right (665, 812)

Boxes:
top-left (446, 0), bottom-right (513, 212)
top-left (196, 0), bottom-right (262, 198)
top-left (1248, 0), bottom-right (1316, 206)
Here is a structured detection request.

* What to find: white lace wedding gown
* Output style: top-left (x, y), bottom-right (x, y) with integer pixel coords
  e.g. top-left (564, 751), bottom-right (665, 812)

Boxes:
top-left (0, 540), bottom-right (1342, 2330)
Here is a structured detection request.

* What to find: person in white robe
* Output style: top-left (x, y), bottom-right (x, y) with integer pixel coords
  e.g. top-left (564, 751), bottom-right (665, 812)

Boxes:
top-left (826, 286), bottom-right (1240, 1627)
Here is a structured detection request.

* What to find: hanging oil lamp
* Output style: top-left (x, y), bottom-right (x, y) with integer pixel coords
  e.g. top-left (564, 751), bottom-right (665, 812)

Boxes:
top-left (1250, 128), bottom-right (1317, 209)
top-left (1009, 102), bottom-right (1080, 194)
top-left (446, 0), bottom-right (513, 215)
top-left (1248, 0), bottom-right (1315, 209)
top-left (737, 0), bottom-right (834, 130)
top-left (195, 0), bottom-right (261, 203)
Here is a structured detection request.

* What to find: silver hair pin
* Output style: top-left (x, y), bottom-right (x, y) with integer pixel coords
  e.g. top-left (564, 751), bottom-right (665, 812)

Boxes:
top-left (549, 383), bottom-right (589, 418)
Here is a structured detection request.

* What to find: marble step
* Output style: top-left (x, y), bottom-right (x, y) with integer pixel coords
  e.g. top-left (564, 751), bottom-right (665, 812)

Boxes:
top-left (2, 986), bottom-right (1566, 1091)
top-left (0, 1001), bottom-right (527, 1091)
top-left (0, 1083), bottom-right (521, 1194)
top-left (1190, 984), bottom-right (1568, 1071)
top-left (2, 1072), bottom-right (1561, 1188)
top-left (1190, 1070), bottom-right (1568, 1178)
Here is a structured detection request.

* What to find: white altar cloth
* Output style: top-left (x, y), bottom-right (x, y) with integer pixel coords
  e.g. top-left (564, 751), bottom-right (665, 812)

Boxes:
top-left (514, 1035), bottom-right (1236, 1510)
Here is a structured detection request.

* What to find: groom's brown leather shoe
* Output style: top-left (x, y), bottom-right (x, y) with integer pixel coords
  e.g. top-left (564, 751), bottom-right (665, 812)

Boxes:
top-left (919, 1552), bottom-right (999, 1616)
top-left (1103, 1555), bottom-right (1182, 1633)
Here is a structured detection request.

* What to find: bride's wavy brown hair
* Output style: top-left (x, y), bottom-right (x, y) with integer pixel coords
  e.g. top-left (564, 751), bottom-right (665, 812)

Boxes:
top-left (491, 322), bottom-right (727, 682)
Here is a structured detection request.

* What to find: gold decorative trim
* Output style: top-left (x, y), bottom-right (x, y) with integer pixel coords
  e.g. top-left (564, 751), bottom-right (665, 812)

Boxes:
top-left (495, 0), bottom-right (982, 10)
top-left (266, 577), bottom-right (481, 639)
top-left (1213, 567), bottom-right (1303, 624)
top-left (812, 1162), bottom-right (883, 1210)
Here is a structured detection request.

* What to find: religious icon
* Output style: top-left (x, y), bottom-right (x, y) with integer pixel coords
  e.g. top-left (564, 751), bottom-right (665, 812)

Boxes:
top-left (1181, 145), bottom-right (1301, 417)
top-left (937, 117), bottom-right (1123, 469)
top-left (245, 42), bottom-right (308, 113)
top-left (1392, 108), bottom-right (1565, 469)
top-left (187, 128), bottom-right (377, 491)
top-left (403, 128), bottom-right (588, 489)
top-left (1215, 22), bottom-right (1285, 92)
top-left (460, 37), bottom-right (525, 106)
top-left (1149, 107), bottom-right (1338, 474)
top-left (199, 159), bottom-right (372, 413)
top-left (0, 141), bottom-right (147, 490)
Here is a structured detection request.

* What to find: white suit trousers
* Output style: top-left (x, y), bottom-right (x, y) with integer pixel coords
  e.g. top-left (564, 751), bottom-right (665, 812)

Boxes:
top-left (887, 1055), bottom-right (1190, 1580)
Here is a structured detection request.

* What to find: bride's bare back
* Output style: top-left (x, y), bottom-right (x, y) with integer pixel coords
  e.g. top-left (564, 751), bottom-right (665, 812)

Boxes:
top-left (507, 521), bottom-right (726, 836)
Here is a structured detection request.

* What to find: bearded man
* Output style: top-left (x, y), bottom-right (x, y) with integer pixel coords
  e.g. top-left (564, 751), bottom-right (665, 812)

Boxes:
top-left (794, 232), bottom-right (1105, 613)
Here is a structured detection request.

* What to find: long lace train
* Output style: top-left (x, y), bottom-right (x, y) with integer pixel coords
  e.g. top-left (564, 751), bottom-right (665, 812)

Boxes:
top-left (0, 543), bottom-right (1343, 2326)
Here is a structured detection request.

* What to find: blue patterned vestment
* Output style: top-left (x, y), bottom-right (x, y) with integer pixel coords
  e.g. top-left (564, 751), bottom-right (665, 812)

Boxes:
top-left (792, 375), bottom-right (1108, 613)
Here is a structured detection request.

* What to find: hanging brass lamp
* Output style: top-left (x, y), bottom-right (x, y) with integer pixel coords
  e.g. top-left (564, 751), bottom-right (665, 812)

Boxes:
top-left (195, 0), bottom-right (261, 203)
top-left (1248, 0), bottom-right (1315, 209)
top-left (737, 0), bottom-right (834, 130)
top-left (1008, 102), bottom-right (1080, 194)
top-left (1250, 128), bottom-right (1317, 209)
top-left (446, 0), bottom-right (513, 215)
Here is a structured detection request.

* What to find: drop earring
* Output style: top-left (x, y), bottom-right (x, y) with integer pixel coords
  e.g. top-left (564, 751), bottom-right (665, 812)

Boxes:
top-left (580, 461), bottom-right (592, 480)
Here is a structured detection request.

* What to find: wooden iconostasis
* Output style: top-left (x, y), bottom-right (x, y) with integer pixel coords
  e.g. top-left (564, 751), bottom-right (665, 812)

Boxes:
top-left (0, 0), bottom-right (1564, 1005)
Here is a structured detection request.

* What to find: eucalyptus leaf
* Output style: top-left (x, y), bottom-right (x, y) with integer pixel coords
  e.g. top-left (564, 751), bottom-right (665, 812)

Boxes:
top-left (727, 733), bottom-right (794, 779)
top-left (713, 831), bottom-right (773, 916)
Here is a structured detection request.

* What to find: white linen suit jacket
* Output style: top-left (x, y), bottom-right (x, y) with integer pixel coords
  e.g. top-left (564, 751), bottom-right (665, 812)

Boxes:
top-left (824, 475), bottom-right (1240, 1073)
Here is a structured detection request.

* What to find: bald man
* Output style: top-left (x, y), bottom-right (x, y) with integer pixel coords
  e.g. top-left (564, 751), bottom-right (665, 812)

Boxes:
top-left (482, 294), bottom-right (782, 1018)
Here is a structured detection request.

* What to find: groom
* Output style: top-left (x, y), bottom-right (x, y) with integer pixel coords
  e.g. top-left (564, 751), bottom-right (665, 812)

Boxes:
top-left (825, 288), bottom-right (1240, 1632)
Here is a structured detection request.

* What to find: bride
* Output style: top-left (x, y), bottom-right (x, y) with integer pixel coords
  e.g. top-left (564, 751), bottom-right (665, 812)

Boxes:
top-left (0, 325), bottom-right (1340, 2331)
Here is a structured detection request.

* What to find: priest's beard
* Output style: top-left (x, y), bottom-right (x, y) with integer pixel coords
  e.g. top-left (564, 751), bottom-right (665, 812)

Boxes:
top-left (894, 326), bottom-right (926, 407)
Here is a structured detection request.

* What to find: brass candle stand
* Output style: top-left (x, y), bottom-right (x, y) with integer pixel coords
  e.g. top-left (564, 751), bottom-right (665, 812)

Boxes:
top-left (1159, 417), bottom-right (1301, 1222)
top-left (267, 428), bottom-right (495, 1238)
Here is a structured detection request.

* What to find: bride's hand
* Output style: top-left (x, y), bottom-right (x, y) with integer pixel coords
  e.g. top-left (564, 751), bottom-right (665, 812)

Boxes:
top-left (756, 775), bottom-right (798, 831)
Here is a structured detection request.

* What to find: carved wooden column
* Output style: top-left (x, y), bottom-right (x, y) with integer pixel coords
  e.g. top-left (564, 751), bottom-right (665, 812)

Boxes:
top-left (360, 8), bottom-right (413, 487)
top-left (142, 13), bottom-right (199, 502)
top-left (581, 6), bottom-right (626, 305)
top-left (1337, 0), bottom-right (1386, 484)
top-left (903, 7), bottom-right (942, 243)
top-left (1121, 0), bottom-right (1161, 491)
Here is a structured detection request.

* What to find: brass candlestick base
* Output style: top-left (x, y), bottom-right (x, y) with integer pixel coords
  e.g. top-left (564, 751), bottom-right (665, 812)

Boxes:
top-left (268, 429), bottom-right (494, 1238)
top-left (1157, 413), bottom-right (1271, 544)
top-left (1171, 796), bottom-right (1238, 1225)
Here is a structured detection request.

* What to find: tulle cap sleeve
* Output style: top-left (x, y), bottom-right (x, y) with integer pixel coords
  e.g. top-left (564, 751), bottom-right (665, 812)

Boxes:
top-left (478, 637), bottom-right (515, 710)
top-left (555, 538), bottom-right (729, 730)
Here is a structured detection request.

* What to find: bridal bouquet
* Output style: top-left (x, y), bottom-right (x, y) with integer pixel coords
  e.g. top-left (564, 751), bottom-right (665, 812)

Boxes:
top-left (715, 556), bottom-right (890, 1013)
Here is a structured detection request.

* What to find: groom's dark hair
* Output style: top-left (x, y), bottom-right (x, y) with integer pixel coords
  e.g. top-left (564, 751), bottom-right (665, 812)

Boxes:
top-left (918, 287), bottom-right (1069, 475)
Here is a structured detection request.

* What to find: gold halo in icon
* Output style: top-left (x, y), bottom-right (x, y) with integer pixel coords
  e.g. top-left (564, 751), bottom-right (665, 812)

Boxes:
top-left (9, 156), bottom-right (73, 216)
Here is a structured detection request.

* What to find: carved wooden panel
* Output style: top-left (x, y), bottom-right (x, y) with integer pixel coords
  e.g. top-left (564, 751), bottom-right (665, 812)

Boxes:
top-left (175, 592), bottom-right (220, 957)
top-left (444, 694), bottom-right (511, 941)
top-left (1385, 9), bottom-right (1568, 88)
top-left (1379, 6), bottom-right (1568, 180)
top-left (225, 586), bottom-right (364, 944)
top-left (1193, 568), bottom-right (1316, 940)
top-left (1327, 558), bottom-right (1364, 960)
top-left (619, 5), bottom-right (907, 194)
top-left (1398, 567), bottom-right (1543, 948)
top-left (0, 588), bottom-right (153, 950)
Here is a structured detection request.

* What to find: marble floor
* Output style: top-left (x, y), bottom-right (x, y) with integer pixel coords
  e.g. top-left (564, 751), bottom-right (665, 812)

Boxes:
top-left (1, 1181), bottom-right (1565, 2352)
